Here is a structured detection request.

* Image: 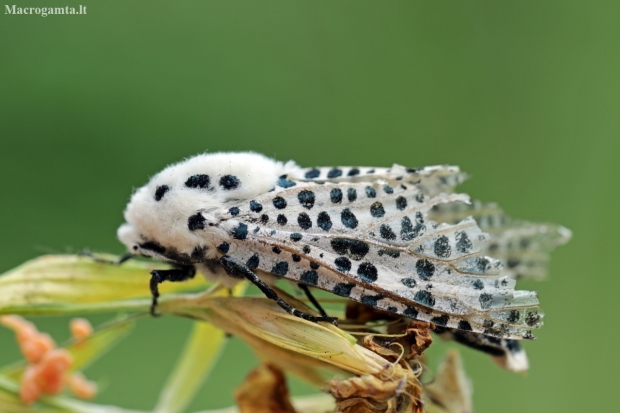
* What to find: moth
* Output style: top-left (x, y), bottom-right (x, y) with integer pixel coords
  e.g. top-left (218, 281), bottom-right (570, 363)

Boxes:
top-left (117, 152), bottom-right (570, 370)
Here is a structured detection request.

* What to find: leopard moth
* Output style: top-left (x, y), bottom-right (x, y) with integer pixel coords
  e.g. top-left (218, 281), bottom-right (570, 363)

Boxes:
top-left (117, 151), bottom-right (570, 371)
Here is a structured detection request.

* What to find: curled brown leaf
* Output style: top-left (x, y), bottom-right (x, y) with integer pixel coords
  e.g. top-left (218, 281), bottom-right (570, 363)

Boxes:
top-left (235, 364), bottom-right (297, 413)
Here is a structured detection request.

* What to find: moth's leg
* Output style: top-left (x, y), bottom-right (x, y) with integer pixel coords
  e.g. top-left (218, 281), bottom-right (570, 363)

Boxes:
top-left (219, 256), bottom-right (338, 325)
top-left (297, 284), bottom-right (330, 318)
top-left (117, 253), bottom-right (135, 264)
top-left (79, 250), bottom-right (135, 265)
top-left (149, 266), bottom-right (196, 316)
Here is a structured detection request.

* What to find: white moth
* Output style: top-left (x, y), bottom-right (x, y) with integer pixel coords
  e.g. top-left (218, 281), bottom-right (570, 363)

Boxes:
top-left (117, 152), bottom-right (570, 371)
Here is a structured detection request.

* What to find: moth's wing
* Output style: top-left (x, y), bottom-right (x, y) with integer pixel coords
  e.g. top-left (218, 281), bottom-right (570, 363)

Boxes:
top-left (429, 200), bottom-right (572, 279)
top-left (216, 229), bottom-right (540, 340)
top-left (292, 164), bottom-right (467, 197)
top-left (217, 181), bottom-right (541, 339)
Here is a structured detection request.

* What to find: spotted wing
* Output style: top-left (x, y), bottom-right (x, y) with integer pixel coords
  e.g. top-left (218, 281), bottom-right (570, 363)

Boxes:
top-left (295, 165), bottom-right (569, 278)
top-left (429, 200), bottom-right (572, 279)
top-left (292, 164), bottom-right (467, 197)
top-left (217, 181), bottom-right (542, 340)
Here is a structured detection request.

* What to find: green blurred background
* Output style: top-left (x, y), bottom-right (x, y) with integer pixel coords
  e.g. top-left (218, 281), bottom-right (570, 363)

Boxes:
top-left (1, 1), bottom-right (618, 412)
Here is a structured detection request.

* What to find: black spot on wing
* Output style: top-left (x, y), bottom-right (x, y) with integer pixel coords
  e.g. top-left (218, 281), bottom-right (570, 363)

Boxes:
top-left (229, 207), bottom-right (240, 216)
top-left (347, 168), bottom-right (360, 176)
top-left (277, 214), bottom-right (287, 225)
top-left (154, 185), bottom-right (170, 201)
top-left (383, 185), bottom-right (393, 194)
top-left (525, 312), bottom-right (541, 327)
top-left (401, 215), bottom-right (425, 241)
top-left (401, 278), bottom-right (417, 288)
top-left (455, 231), bottom-right (473, 253)
top-left (457, 320), bottom-right (473, 331)
top-left (380, 224), bottom-right (396, 240)
top-left (395, 196), bottom-right (407, 211)
top-left (365, 186), bottom-right (376, 198)
top-left (330, 238), bottom-right (350, 255)
top-left (348, 241), bottom-right (369, 260)
top-left (292, 254), bottom-right (301, 262)
top-left (431, 315), bottom-right (449, 327)
top-left (370, 202), bottom-right (385, 218)
top-left (290, 233), bottom-right (303, 242)
top-left (434, 235), bottom-right (452, 258)
top-left (273, 197), bottom-right (287, 209)
top-left (414, 290), bottom-right (435, 307)
top-left (271, 262), bottom-right (289, 276)
top-left (260, 214), bottom-right (269, 223)
top-left (330, 238), bottom-right (369, 260)
top-left (347, 188), bottom-right (357, 202)
top-left (272, 246), bottom-right (281, 254)
top-left (479, 293), bottom-right (494, 309)
top-left (333, 283), bottom-right (355, 297)
top-left (232, 223), bottom-right (248, 240)
top-left (300, 270), bottom-right (318, 285)
top-left (404, 307), bottom-right (419, 318)
top-left (188, 213), bottom-right (207, 231)
top-left (305, 168), bottom-right (320, 179)
top-left (303, 245), bottom-right (311, 254)
top-left (317, 212), bottom-right (332, 231)
top-left (357, 262), bottom-right (378, 283)
top-left (472, 279), bottom-right (484, 290)
top-left (327, 168), bottom-right (342, 178)
top-left (277, 175), bottom-right (296, 188)
top-left (330, 188), bottom-right (343, 203)
top-left (378, 248), bottom-right (400, 258)
top-left (341, 208), bottom-right (358, 229)
top-left (185, 174), bottom-right (210, 189)
top-left (507, 310), bottom-right (521, 323)
top-left (483, 319), bottom-right (495, 328)
top-left (297, 212), bottom-right (312, 230)
top-left (219, 175), bottom-right (240, 190)
top-left (309, 262), bottom-right (319, 270)
top-left (246, 254), bottom-right (260, 269)
top-left (334, 257), bottom-right (351, 273)
top-left (249, 200), bottom-right (263, 213)
top-left (415, 259), bottom-right (435, 280)
top-left (298, 190), bottom-right (315, 209)
top-left (361, 294), bottom-right (384, 307)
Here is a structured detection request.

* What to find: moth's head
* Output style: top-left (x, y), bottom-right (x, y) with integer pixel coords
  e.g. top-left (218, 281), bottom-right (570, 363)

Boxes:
top-left (117, 151), bottom-right (300, 264)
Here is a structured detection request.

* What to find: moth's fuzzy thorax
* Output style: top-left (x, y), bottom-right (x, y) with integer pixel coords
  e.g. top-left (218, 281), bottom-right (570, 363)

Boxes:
top-left (118, 151), bottom-right (302, 262)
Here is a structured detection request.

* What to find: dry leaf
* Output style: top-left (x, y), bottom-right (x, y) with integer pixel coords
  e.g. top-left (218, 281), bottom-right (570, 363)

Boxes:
top-left (235, 364), bottom-right (296, 413)
top-left (424, 350), bottom-right (473, 413)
